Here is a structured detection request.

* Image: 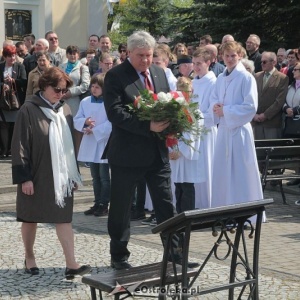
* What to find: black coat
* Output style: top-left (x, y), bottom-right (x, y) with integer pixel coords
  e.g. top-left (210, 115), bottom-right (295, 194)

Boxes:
top-left (0, 61), bottom-right (27, 105)
top-left (103, 59), bottom-right (170, 167)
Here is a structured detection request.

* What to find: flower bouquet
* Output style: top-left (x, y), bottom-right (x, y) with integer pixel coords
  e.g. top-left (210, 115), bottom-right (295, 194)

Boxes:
top-left (127, 89), bottom-right (206, 148)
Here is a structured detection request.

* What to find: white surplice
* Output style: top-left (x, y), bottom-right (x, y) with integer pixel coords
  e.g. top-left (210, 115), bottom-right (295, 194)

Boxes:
top-left (192, 71), bottom-right (217, 209)
top-left (210, 62), bottom-right (264, 212)
top-left (73, 96), bottom-right (111, 163)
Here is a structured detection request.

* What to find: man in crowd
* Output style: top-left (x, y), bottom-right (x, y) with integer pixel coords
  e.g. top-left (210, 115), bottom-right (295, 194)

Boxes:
top-left (15, 41), bottom-right (30, 60)
top-left (45, 30), bottom-right (67, 66)
top-left (204, 44), bottom-right (225, 77)
top-left (23, 38), bottom-right (56, 75)
top-left (221, 34), bottom-right (234, 44)
top-left (276, 48), bottom-right (287, 70)
top-left (23, 33), bottom-right (35, 54)
top-left (89, 34), bottom-right (112, 75)
top-left (175, 55), bottom-right (194, 79)
top-left (246, 34), bottom-right (262, 72)
top-left (80, 34), bottom-right (100, 59)
top-left (199, 34), bottom-right (212, 47)
top-left (252, 51), bottom-right (288, 139)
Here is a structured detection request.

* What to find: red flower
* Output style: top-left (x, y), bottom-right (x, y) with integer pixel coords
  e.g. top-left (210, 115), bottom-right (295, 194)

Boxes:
top-left (166, 134), bottom-right (178, 147)
top-left (183, 108), bottom-right (193, 123)
top-left (152, 93), bottom-right (158, 101)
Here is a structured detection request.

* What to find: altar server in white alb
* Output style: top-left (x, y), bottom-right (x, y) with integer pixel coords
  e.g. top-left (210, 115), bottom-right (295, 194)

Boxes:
top-left (211, 41), bottom-right (264, 209)
top-left (74, 73), bottom-right (112, 216)
top-left (192, 48), bottom-right (217, 209)
top-left (169, 77), bottom-right (204, 213)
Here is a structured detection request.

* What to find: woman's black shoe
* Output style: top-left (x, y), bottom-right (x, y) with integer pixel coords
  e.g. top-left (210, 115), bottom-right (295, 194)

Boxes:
top-left (24, 260), bottom-right (39, 275)
top-left (65, 264), bottom-right (92, 280)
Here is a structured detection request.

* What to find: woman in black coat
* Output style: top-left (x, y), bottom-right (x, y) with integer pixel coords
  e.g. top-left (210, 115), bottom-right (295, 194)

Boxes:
top-left (0, 45), bottom-right (27, 157)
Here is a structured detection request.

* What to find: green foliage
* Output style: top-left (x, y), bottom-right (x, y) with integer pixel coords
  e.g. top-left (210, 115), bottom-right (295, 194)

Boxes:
top-left (167, 0), bottom-right (300, 50)
top-left (110, 0), bottom-right (300, 51)
top-left (118, 0), bottom-right (172, 38)
top-left (107, 30), bottom-right (127, 52)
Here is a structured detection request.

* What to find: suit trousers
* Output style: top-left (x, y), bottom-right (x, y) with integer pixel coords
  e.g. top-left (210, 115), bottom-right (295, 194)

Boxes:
top-left (108, 159), bottom-right (174, 262)
top-left (175, 182), bottom-right (195, 214)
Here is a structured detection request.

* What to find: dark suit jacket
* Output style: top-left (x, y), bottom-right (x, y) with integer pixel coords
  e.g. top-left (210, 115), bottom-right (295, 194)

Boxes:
top-left (0, 61), bottom-right (27, 105)
top-left (254, 69), bottom-right (289, 128)
top-left (103, 59), bottom-right (170, 167)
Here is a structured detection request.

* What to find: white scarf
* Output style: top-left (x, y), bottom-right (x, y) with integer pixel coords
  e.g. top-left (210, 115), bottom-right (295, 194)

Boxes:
top-left (40, 106), bottom-right (82, 207)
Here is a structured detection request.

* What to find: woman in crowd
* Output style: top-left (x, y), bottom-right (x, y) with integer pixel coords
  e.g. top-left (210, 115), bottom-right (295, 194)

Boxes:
top-left (26, 52), bottom-right (52, 97)
top-left (0, 45), bottom-right (27, 157)
top-left (172, 43), bottom-right (188, 58)
top-left (59, 45), bottom-right (90, 117)
top-left (211, 41), bottom-right (264, 218)
top-left (283, 61), bottom-right (300, 189)
top-left (11, 67), bottom-right (91, 279)
top-left (118, 43), bottom-right (128, 62)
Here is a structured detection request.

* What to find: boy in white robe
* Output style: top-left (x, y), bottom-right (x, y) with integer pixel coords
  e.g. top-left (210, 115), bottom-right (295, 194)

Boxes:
top-left (211, 41), bottom-right (265, 220)
top-left (74, 73), bottom-right (112, 216)
top-left (192, 48), bottom-right (217, 209)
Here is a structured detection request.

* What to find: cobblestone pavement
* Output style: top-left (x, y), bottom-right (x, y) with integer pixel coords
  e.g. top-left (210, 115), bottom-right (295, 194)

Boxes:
top-left (0, 158), bottom-right (300, 299)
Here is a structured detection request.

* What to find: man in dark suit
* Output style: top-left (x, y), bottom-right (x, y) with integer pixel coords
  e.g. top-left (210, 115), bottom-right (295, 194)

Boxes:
top-left (103, 31), bottom-right (178, 270)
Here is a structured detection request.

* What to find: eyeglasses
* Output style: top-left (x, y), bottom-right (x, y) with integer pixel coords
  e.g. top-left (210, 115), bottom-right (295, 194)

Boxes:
top-left (120, 49), bottom-right (126, 53)
top-left (104, 62), bottom-right (113, 66)
top-left (49, 37), bottom-right (58, 41)
top-left (53, 87), bottom-right (68, 94)
top-left (292, 68), bottom-right (300, 72)
top-left (261, 60), bottom-right (272, 64)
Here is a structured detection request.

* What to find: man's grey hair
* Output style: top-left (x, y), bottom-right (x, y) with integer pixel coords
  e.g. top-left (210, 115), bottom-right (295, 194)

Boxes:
top-left (36, 38), bottom-right (49, 49)
top-left (127, 31), bottom-right (156, 52)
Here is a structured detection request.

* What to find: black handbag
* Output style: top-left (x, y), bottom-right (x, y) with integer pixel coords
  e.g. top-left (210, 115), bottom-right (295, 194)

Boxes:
top-left (283, 117), bottom-right (300, 137)
top-left (0, 81), bottom-right (20, 111)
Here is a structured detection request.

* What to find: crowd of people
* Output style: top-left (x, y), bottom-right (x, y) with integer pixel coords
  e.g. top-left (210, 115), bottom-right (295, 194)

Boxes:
top-left (0, 29), bottom-right (299, 276)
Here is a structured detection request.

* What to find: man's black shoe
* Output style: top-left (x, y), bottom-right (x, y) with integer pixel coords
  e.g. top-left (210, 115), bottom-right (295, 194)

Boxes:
top-left (131, 210), bottom-right (146, 221)
top-left (94, 205), bottom-right (108, 216)
top-left (111, 260), bottom-right (132, 270)
top-left (84, 206), bottom-right (98, 215)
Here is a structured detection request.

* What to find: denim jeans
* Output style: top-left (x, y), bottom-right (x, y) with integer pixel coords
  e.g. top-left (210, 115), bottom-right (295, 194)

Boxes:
top-left (90, 163), bottom-right (110, 207)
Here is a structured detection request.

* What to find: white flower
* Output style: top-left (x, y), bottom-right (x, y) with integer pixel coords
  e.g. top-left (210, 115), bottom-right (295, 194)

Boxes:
top-left (157, 92), bottom-right (172, 103)
top-left (175, 97), bottom-right (186, 105)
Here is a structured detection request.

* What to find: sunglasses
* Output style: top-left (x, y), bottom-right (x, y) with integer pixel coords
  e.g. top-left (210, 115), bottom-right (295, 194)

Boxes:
top-left (293, 68), bottom-right (300, 72)
top-left (120, 49), bottom-right (126, 53)
top-left (53, 87), bottom-right (68, 94)
top-left (49, 37), bottom-right (58, 41)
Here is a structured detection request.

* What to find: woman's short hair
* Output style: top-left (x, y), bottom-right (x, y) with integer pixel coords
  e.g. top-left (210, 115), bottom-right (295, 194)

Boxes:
top-left (118, 43), bottom-right (127, 53)
top-left (35, 51), bottom-right (51, 61)
top-left (90, 73), bottom-right (105, 88)
top-left (66, 45), bottom-right (80, 55)
top-left (241, 58), bottom-right (255, 73)
top-left (2, 45), bottom-right (17, 57)
top-left (99, 53), bottom-right (113, 62)
top-left (86, 48), bottom-right (96, 55)
top-left (39, 67), bottom-right (73, 91)
top-left (127, 31), bottom-right (156, 52)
